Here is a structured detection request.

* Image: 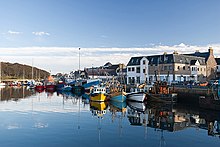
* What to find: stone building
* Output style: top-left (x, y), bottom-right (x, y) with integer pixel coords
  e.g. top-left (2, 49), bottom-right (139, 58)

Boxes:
top-left (184, 47), bottom-right (217, 80)
top-left (126, 48), bottom-right (215, 85)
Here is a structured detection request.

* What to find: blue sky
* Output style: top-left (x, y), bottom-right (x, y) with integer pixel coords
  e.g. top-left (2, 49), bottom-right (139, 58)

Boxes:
top-left (1, 0), bottom-right (220, 47)
top-left (0, 0), bottom-right (220, 73)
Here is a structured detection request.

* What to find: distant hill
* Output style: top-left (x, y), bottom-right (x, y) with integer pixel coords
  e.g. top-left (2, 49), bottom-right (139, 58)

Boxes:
top-left (1, 62), bottom-right (50, 80)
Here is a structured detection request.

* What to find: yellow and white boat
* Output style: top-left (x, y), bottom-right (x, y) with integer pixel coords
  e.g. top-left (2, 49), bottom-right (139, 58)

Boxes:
top-left (90, 86), bottom-right (107, 102)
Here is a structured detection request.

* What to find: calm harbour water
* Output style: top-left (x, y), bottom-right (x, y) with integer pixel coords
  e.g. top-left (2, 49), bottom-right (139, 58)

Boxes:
top-left (0, 87), bottom-right (220, 147)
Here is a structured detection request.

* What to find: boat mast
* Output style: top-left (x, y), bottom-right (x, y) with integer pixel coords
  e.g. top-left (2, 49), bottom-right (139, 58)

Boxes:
top-left (78, 47), bottom-right (80, 79)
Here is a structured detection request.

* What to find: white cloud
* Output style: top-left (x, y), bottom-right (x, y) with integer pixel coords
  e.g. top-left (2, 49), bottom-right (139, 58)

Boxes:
top-left (7, 30), bottom-right (22, 35)
top-left (0, 43), bottom-right (219, 74)
top-left (32, 31), bottom-right (50, 36)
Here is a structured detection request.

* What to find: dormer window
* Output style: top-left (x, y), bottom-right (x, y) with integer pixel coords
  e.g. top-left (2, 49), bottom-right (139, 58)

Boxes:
top-left (143, 60), bottom-right (146, 65)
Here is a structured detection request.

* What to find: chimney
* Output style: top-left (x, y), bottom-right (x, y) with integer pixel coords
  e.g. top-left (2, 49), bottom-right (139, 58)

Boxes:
top-left (173, 50), bottom-right (178, 54)
top-left (208, 47), bottom-right (213, 55)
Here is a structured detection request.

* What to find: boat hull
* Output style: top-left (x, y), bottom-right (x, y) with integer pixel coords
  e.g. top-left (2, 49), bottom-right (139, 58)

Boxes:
top-left (46, 85), bottom-right (56, 90)
top-left (146, 93), bottom-right (177, 103)
top-left (62, 86), bottom-right (72, 92)
top-left (110, 93), bottom-right (126, 102)
top-left (35, 85), bottom-right (45, 93)
top-left (126, 92), bottom-right (146, 102)
top-left (90, 93), bottom-right (107, 102)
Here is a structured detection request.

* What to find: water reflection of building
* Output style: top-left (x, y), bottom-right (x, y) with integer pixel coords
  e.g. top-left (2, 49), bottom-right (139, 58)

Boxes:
top-left (173, 104), bottom-right (220, 137)
top-left (147, 103), bottom-right (193, 132)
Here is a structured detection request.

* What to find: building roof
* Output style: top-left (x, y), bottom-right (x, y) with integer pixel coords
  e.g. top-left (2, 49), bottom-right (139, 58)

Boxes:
top-left (190, 60), bottom-right (197, 65)
top-left (127, 53), bottom-right (206, 66)
top-left (173, 54), bottom-right (206, 65)
top-left (127, 56), bottom-right (144, 66)
top-left (184, 51), bottom-right (210, 62)
top-left (104, 62), bottom-right (112, 67)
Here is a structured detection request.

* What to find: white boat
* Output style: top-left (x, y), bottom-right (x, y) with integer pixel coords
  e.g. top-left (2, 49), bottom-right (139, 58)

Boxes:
top-left (126, 92), bottom-right (146, 102)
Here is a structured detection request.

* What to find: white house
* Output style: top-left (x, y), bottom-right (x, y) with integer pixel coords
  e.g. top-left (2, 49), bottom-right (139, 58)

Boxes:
top-left (126, 57), bottom-right (149, 84)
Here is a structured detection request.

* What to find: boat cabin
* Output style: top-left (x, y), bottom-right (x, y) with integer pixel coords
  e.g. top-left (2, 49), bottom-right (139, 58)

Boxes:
top-left (91, 86), bottom-right (106, 94)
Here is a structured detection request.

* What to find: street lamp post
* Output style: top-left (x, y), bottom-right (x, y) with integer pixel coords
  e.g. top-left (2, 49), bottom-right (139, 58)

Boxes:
top-left (79, 48), bottom-right (81, 78)
top-left (79, 47), bottom-right (81, 71)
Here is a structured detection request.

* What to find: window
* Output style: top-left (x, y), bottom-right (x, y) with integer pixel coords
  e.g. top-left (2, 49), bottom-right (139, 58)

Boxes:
top-left (143, 69), bottom-right (146, 73)
top-left (177, 66), bottom-right (180, 70)
top-left (136, 67), bottom-right (140, 73)
top-left (183, 66), bottom-right (185, 70)
top-left (191, 67), bottom-right (193, 71)
top-left (132, 77), bottom-right (135, 84)
top-left (164, 66), bottom-right (167, 70)
top-left (169, 66), bottom-right (172, 70)
top-left (132, 67), bottom-right (135, 71)
top-left (143, 60), bottom-right (146, 65)
top-left (128, 77), bottom-right (132, 84)
top-left (128, 68), bottom-right (131, 72)
top-left (136, 77), bottom-right (140, 83)
top-left (198, 68), bottom-right (199, 71)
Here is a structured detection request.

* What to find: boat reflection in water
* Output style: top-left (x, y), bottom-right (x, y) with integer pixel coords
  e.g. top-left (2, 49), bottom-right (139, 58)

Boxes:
top-left (90, 101), bottom-right (108, 143)
top-left (127, 101), bottom-right (148, 126)
top-left (127, 101), bottom-right (148, 139)
top-left (109, 101), bottom-right (127, 137)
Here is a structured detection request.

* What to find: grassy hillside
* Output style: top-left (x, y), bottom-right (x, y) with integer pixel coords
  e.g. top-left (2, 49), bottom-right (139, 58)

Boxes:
top-left (1, 62), bottom-right (50, 80)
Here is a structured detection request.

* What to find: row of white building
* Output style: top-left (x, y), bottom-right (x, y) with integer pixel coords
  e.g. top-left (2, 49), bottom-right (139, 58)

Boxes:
top-left (126, 47), bottom-right (217, 85)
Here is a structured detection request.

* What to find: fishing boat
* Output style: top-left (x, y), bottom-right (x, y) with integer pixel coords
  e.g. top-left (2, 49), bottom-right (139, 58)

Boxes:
top-left (45, 75), bottom-right (56, 91)
top-left (56, 81), bottom-right (65, 90)
top-left (35, 81), bottom-right (45, 91)
top-left (109, 91), bottom-right (126, 102)
top-left (82, 79), bottom-right (100, 93)
top-left (90, 86), bottom-right (107, 102)
top-left (126, 92), bottom-right (146, 102)
top-left (146, 81), bottom-right (177, 103)
top-left (62, 85), bottom-right (72, 92)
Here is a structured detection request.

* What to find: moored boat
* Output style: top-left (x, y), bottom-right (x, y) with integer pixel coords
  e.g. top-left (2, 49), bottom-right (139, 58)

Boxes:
top-left (146, 81), bottom-right (177, 103)
top-left (109, 91), bottom-right (126, 102)
top-left (56, 81), bottom-right (65, 90)
top-left (126, 92), bottom-right (146, 102)
top-left (45, 75), bottom-right (56, 91)
top-left (62, 85), bottom-right (72, 92)
top-left (35, 81), bottom-right (45, 91)
top-left (90, 86), bottom-right (107, 102)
